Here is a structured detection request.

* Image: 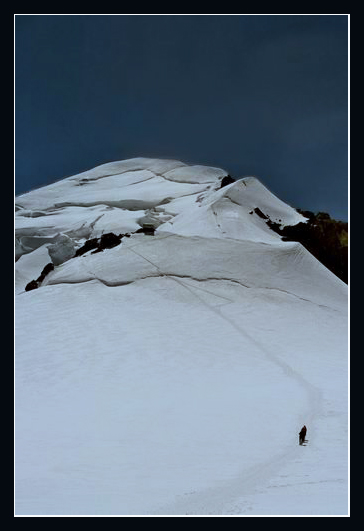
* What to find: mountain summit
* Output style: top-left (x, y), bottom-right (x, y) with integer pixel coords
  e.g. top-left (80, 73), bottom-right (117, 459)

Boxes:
top-left (15, 158), bottom-right (348, 515)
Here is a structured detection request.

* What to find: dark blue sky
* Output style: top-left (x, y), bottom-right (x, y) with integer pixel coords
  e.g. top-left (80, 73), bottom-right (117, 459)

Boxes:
top-left (15, 15), bottom-right (348, 220)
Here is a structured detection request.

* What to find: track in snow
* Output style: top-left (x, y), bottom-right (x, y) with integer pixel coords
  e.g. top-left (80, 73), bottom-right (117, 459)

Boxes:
top-left (118, 244), bottom-right (323, 515)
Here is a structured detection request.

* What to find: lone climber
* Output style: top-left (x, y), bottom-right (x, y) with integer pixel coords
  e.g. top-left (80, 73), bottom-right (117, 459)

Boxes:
top-left (299, 425), bottom-right (307, 445)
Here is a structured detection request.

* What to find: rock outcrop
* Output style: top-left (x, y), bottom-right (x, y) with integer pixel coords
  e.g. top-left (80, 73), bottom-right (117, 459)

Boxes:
top-left (267, 210), bottom-right (348, 284)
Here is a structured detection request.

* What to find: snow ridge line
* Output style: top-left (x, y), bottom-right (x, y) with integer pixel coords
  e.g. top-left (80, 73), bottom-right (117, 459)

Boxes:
top-left (70, 167), bottom-right (156, 183)
top-left (36, 188), bottom-right (204, 212)
top-left (44, 263), bottom-right (337, 312)
top-left (67, 161), bottom-right (187, 183)
top-left (68, 164), bottom-right (217, 186)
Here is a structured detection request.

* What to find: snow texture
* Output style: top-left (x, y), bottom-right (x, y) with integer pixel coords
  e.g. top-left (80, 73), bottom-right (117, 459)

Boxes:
top-left (15, 158), bottom-right (348, 516)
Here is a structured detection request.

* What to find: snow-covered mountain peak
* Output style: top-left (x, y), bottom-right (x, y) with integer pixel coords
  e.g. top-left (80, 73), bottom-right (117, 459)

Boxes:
top-left (15, 157), bottom-right (348, 516)
top-left (66, 157), bottom-right (188, 183)
top-left (159, 172), bottom-right (307, 244)
top-left (15, 158), bottom-right (226, 214)
top-left (15, 158), bottom-right (345, 304)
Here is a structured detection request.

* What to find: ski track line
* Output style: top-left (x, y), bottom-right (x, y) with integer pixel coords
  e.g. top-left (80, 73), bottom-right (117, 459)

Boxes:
top-left (118, 245), bottom-right (323, 515)
top-left (151, 446), bottom-right (300, 516)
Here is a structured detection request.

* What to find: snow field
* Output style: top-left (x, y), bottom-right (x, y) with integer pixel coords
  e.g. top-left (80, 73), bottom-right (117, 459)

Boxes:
top-left (15, 158), bottom-right (348, 515)
top-left (15, 279), bottom-right (307, 515)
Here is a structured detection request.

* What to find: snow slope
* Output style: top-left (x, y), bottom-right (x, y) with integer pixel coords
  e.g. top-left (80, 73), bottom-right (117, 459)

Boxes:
top-left (15, 158), bottom-right (348, 516)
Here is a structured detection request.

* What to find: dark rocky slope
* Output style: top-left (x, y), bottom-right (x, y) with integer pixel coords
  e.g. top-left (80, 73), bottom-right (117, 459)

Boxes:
top-left (267, 210), bottom-right (348, 284)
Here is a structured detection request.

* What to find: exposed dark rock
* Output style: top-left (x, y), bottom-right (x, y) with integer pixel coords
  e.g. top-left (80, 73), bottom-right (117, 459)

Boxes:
top-left (75, 238), bottom-right (99, 257)
top-left (267, 212), bottom-right (348, 284)
top-left (91, 232), bottom-right (123, 254)
top-left (42, 262), bottom-right (55, 275)
top-left (99, 232), bottom-right (123, 249)
top-left (25, 280), bottom-right (39, 292)
top-left (316, 211), bottom-right (331, 221)
top-left (77, 232), bottom-right (124, 256)
top-left (220, 175), bottom-right (235, 188)
top-left (253, 207), bottom-right (269, 220)
top-left (266, 219), bottom-right (281, 232)
top-left (26, 262), bottom-right (55, 291)
top-left (36, 262), bottom-right (54, 283)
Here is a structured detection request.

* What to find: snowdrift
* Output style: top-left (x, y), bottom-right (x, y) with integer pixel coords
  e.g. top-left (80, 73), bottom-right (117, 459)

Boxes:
top-left (15, 158), bottom-right (348, 515)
